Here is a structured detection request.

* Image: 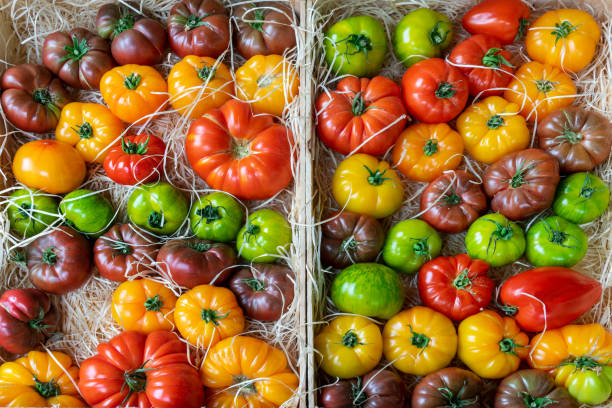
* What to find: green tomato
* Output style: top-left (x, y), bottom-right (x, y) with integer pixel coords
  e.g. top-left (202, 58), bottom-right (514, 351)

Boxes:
top-left (127, 182), bottom-right (189, 235)
top-left (60, 189), bottom-right (114, 238)
top-left (324, 15), bottom-right (387, 77)
top-left (331, 263), bottom-right (404, 319)
top-left (236, 209), bottom-right (291, 263)
top-left (189, 192), bottom-right (244, 243)
top-left (393, 8), bottom-right (453, 67)
top-left (567, 369), bottom-right (612, 405)
top-left (553, 172), bottom-right (610, 224)
top-left (382, 219), bottom-right (442, 274)
top-left (6, 189), bottom-right (60, 237)
top-left (526, 216), bottom-right (587, 267)
top-left (465, 213), bottom-right (525, 268)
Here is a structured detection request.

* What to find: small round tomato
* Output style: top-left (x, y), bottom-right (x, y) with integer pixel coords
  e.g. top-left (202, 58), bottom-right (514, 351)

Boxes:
top-left (465, 213), bottom-right (526, 268)
top-left (324, 16), bottom-right (387, 77)
top-left (332, 153), bottom-right (403, 219)
top-left (526, 216), bottom-right (588, 267)
top-left (6, 189), bottom-right (60, 238)
top-left (391, 123), bottom-right (464, 182)
top-left (236, 209), bottom-right (291, 263)
top-left (60, 189), bottom-right (115, 238)
top-left (553, 172), bottom-right (610, 224)
top-left (189, 192), bottom-right (244, 243)
top-left (314, 315), bottom-right (383, 379)
top-left (382, 219), bottom-right (442, 274)
top-left (103, 134), bottom-right (166, 186)
top-left (401, 58), bottom-right (469, 123)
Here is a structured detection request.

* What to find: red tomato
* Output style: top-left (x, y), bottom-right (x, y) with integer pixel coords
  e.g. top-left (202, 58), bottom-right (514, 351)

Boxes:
top-left (103, 134), bottom-right (166, 185)
top-left (462, 0), bottom-right (531, 45)
top-left (418, 254), bottom-right (494, 321)
top-left (185, 99), bottom-right (293, 200)
top-left (448, 34), bottom-right (514, 97)
top-left (499, 267), bottom-right (602, 332)
top-left (401, 58), bottom-right (469, 123)
top-left (316, 76), bottom-right (407, 156)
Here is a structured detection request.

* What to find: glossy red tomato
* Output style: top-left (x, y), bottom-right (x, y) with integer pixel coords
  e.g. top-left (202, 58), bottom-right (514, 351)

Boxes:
top-left (103, 134), bottom-right (166, 185)
top-left (462, 0), bottom-right (531, 44)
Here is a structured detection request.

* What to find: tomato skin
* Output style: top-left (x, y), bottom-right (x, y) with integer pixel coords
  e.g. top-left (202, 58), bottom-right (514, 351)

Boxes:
top-left (412, 367), bottom-right (483, 408)
top-left (60, 189), bottom-right (115, 238)
top-left (319, 369), bottom-right (407, 408)
top-left (316, 75), bottom-right (407, 156)
top-left (553, 172), bottom-right (610, 225)
top-left (495, 369), bottom-right (577, 408)
top-left (189, 192), bottom-right (244, 243)
top-left (462, 0), bottom-right (530, 44)
top-left (465, 213), bottom-right (525, 268)
top-left (499, 267), bottom-right (602, 332)
top-left (103, 134), bottom-right (166, 186)
top-left (418, 254), bottom-right (494, 321)
top-left (127, 182), bottom-right (189, 236)
top-left (526, 216), bottom-right (588, 267)
top-left (382, 219), bottom-right (442, 274)
top-left (236, 209), bottom-right (292, 263)
top-left (401, 58), bottom-right (469, 123)
top-left (6, 189), bottom-right (60, 238)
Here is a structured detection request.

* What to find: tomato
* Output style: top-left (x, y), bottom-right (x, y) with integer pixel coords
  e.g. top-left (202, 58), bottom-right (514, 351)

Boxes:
top-left (528, 324), bottom-right (612, 405)
top-left (383, 306), bottom-right (457, 376)
top-left (465, 213), bottom-right (526, 268)
top-left (201, 335), bottom-right (298, 407)
top-left (100, 64), bottom-right (168, 124)
top-left (103, 134), bottom-right (166, 186)
top-left (526, 9), bottom-right (600, 73)
top-left (167, 0), bottom-right (230, 58)
top-left (499, 266), bottom-right (602, 332)
top-left (168, 56), bottom-right (234, 119)
top-left (157, 239), bottom-right (236, 288)
top-left (456, 96), bottom-right (529, 164)
top-left (112, 278), bottom-right (177, 334)
top-left (458, 310), bottom-right (529, 379)
top-left (234, 2), bottom-right (296, 59)
top-left (418, 254), bottom-right (494, 322)
top-left (484, 149), bottom-right (560, 221)
top-left (174, 284), bottom-right (244, 348)
top-left (504, 62), bottom-right (576, 122)
top-left (553, 172), bottom-right (610, 224)
top-left (401, 58), bottom-right (469, 123)
top-left (79, 331), bottom-right (204, 408)
top-left (0, 351), bottom-right (85, 407)
top-left (6, 189), bottom-right (59, 238)
top-left (189, 192), bottom-right (244, 243)
top-left (93, 223), bottom-right (160, 282)
top-left (382, 219), bottom-right (442, 274)
top-left (236, 209), bottom-right (292, 263)
top-left (0, 64), bottom-right (71, 133)
top-left (60, 189), bottom-right (115, 238)
top-left (185, 99), bottom-right (293, 200)
top-left (448, 34), bottom-right (514, 97)
top-left (42, 28), bottom-right (115, 90)
top-left (538, 107), bottom-right (612, 173)
top-left (412, 367), bottom-right (483, 408)
top-left (332, 154), bottom-right (403, 219)
top-left (127, 181), bottom-right (189, 236)
top-left (0, 288), bottom-right (58, 354)
top-left (26, 226), bottom-right (91, 295)
top-left (229, 263), bottom-right (294, 322)
top-left (462, 0), bottom-right (530, 44)
top-left (495, 369), bottom-right (577, 408)
top-left (320, 211), bottom-right (384, 269)
top-left (320, 369), bottom-right (406, 408)
top-left (331, 263), bottom-right (404, 319)
top-left (323, 16), bottom-right (387, 77)
top-left (420, 171), bottom-right (487, 234)
top-left (96, 3), bottom-right (167, 65)
top-left (526, 216), bottom-right (587, 267)
top-left (316, 75), bottom-right (407, 156)
top-left (56, 102), bottom-right (125, 163)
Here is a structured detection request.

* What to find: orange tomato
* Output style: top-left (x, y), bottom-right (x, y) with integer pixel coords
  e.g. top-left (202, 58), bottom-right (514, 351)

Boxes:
top-left (392, 123), bottom-right (464, 182)
top-left (100, 64), bottom-right (168, 124)
top-left (168, 55), bottom-right (234, 119)
top-left (12, 140), bottom-right (86, 194)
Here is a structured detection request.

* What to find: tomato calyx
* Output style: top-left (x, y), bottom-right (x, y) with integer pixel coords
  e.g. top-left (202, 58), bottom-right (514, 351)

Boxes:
top-left (196, 204), bottom-right (223, 224)
top-left (340, 235), bottom-right (358, 254)
top-left (121, 361), bottom-right (156, 404)
top-left (498, 337), bottom-right (525, 355)
top-left (429, 21), bottom-right (451, 46)
top-left (435, 82), bottom-right (456, 99)
top-left (452, 269), bottom-right (473, 291)
top-left (350, 377), bottom-right (368, 407)
top-left (541, 219), bottom-right (576, 248)
top-left (123, 73), bottom-right (142, 90)
top-left (442, 191), bottom-right (462, 206)
top-left (562, 356), bottom-right (603, 371)
top-left (201, 308), bottom-right (230, 326)
top-left (10, 249), bottom-right (27, 266)
top-left (412, 237), bottom-right (430, 257)
top-left (243, 223), bottom-right (261, 242)
top-left (243, 278), bottom-right (266, 292)
top-left (341, 329), bottom-right (362, 348)
top-left (248, 9), bottom-right (265, 32)
top-left (487, 114), bottom-right (505, 129)
top-left (60, 36), bottom-right (89, 63)
top-left (188, 242), bottom-right (212, 252)
top-left (579, 174), bottom-right (597, 199)
top-left (147, 211), bottom-right (165, 230)
top-left (408, 324), bottom-right (430, 352)
top-left (437, 384), bottom-right (479, 408)
top-left (197, 65), bottom-right (217, 82)
top-left (184, 13), bottom-right (212, 30)
top-left (72, 121), bottom-right (93, 139)
top-left (423, 139), bottom-right (439, 156)
top-left (111, 240), bottom-right (133, 255)
top-left (351, 92), bottom-right (368, 116)
top-left (42, 247), bottom-right (57, 265)
top-left (504, 160), bottom-right (535, 189)
top-left (363, 165), bottom-right (391, 186)
top-left (515, 18), bottom-right (530, 41)
top-left (498, 301), bottom-right (519, 316)
top-left (335, 34), bottom-right (373, 57)
top-left (32, 88), bottom-right (60, 118)
top-left (520, 391), bottom-right (557, 408)
top-left (144, 294), bottom-right (163, 311)
top-left (535, 79), bottom-right (557, 94)
top-left (114, 9), bottom-right (136, 36)
top-left (484, 219), bottom-right (514, 255)
top-left (231, 138), bottom-right (252, 159)
top-left (482, 48), bottom-right (514, 69)
top-left (122, 136), bottom-right (150, 155)
top-left (232, 374), bottom-right (258, 395)
top-left (28, 308), bottom-right (54, 331)
top-left (17, 202), bottom-right (34, 220)
top-left (551, 21), bottom-right (580, 45)
top-left (34, 377), bottom-right (60, 398)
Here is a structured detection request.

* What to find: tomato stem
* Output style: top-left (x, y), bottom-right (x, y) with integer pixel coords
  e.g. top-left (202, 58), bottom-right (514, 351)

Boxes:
top-left (335, 33), bottom-right (373, 57)
top-left (28, 308), bottom-right (53, 331)
top-left (408, 324), bottom-right (430, 350)
top-left (580, 174), bottom-right (595, 199)
top-left (452, 269), bottom-right (473, 290)
top-left (441, 192), bottom-right (462, 206)
top-left (363, 165), bottom-right (391, 186)
top-left (437, 386), bottom-right (479, 408)
top-left (498, 338), bottom-right (525, 355)
top-left (144, 294), bottom-right (163, 311)
top-left (114, 8), bottom-right (135, 36)
top-left (551, 21), bottom-right (580, 44)
top-left (32, 88), bottom-right (60, 119)
top-left (498, 301), bottom-right (519, 316)
top-left (435, 82), bottom-right (456, 99)
top-left (341, 329), bottom-right (361, 348)
top-left (423, 139), bottom-right (439, 156)
top-left (484, 218), bottom-right (514, 256)
top-left (72, 121), bottom-right (93, 139)
top-left (520, 392), bottom-right (557, 408)
top-left (243, 224), bottom-right (261, 242)
top-left (351, 92), bottom-right (367, 116)
top-left (340, 235), bottom-right (358, 253)
top-left (184, 13), bottom-right (212, 30)
top-left (197, 65), bottom-right (216, 82)
top-left (412, 237), bottom-right (430, 257)
top-left (122, 136), bottom-right (149, 155)
top-left (201, 309), bottom-right (230, 326)
top-left (231, 139), bottom-right (251, 159)
top-left (567, 356), bottom-right (602, 370)
top-left (147, 211), bottom-right (165, 229)
top-left (515, 18), bottom-right (530, 41)
top-left (429, 20), bottom-right (450, 46)
top-left (248, 9), bottom-right (265, 31)
top-left (482, 48), bottom-right (514, 69)
top-left (111, 240), bottom-right (133, 255)
top-left (42, 247), bottom-right (57, 265)
top-left (535, 79), bottom-right (557, 94)
top-left (34, 377), bottom-right (60, 398)
top-left (188, 242), bottom-right (212, 252)
top-left (541, 219), bottom-right (575, 248)
top-left (350, 376), bottom-right (368, 407)
top-left (120, 361), bottom-right (157, 405)
top-left (17, 202), bottom-right (33, 219)
top-left (9, 249), bottom-right (27, 266)
top-left (504, 160), bottom-right (535, 189)
top-left (243, 278), bottom-right (266, 292)
top-left (486, 114), bottom-right (505, 129)
top-left (232, 374), bottom-right (258, 395)
top-left (59, 35), bottom-right (89, 63)
top-left (196, 204), bottom-right (223, 224)
top-left (123, 73), bottom-right (142, 90)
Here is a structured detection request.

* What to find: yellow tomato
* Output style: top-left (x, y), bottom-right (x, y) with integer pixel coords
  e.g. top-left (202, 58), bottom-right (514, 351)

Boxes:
top-left (168, 55), bottom-right (234, 119)
top-left (332, 153), bottom-right (404, 219)
top-left (100, 64), bottom-right (168, 124)
top-left (456, 96), bottom-right (530, 164)
top-left (55, 102), bottom-right (125, 163)
top-left (504, 61), bottom-right (575, 122)
top-left (526, 9), bottom-right (600, 73)
top-left (383, 306), bottom-right (457, 376)
top-left (314, 315), bottom-right (383, 379)
top-left (111, 278), bottom-right (177, 334)
top-left (235, 54), bottom-right (299, 117)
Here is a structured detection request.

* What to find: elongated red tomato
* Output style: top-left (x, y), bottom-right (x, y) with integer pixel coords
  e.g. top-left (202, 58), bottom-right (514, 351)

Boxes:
top-left (185, 99), bottom-right (293, 200)
top-left (499, 267), bottom-right (602, 332)
top-left (462, 0), bottom-right (531, 44)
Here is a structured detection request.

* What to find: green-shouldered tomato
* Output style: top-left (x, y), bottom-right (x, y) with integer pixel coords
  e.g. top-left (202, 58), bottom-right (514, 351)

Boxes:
top-left (236, 209), bottom-right (291, 263)
top-left (127, 182), bottom-right (189, 236)
top-left (6, 189), bottom-right (60, 237)
top-left (553, 172), bottom-right (610, 224)
top-left (382, 219), bottom-right (442, 274)
top-left (465, 213), bottom-right (525, 267)
top-left (189, 192), bottom-right (244, 243)
top-left (526, 216), bottom-right (587, 267)
top-left (60, 189), bottom-right (114, 238)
